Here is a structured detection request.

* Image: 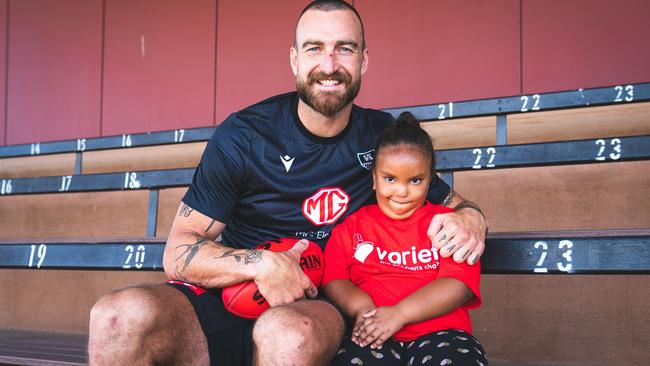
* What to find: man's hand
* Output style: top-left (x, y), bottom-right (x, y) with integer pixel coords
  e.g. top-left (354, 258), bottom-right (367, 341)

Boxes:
top-left (253, 239), bottom-right (318, 306)
top-left (428, 205), bottom-right (487, 265)
top-left (352, 307), bottom-right (406, 349)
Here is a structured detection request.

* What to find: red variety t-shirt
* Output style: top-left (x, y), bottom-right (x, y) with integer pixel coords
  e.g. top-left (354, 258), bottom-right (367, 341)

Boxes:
top-left (323, 202), bottom-right (481, 341)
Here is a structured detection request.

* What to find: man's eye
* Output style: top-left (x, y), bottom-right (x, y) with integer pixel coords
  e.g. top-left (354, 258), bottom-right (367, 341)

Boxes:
top-left (339, 47), bottom-right (353, 54)
top-left (307, 47), bottom-right (320, 52)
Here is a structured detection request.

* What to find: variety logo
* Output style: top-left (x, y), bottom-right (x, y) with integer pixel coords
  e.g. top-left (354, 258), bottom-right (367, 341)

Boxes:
top-left (302, 187), bottom-right (350, 226)
top-left (353, 234), bottom-right (374, 263)
top-left (375, 245), bottom-right (440, 267)
top-left (350, 233), bottom-right (441, 271)
top-left (357, 149), bottom-right (375, 170)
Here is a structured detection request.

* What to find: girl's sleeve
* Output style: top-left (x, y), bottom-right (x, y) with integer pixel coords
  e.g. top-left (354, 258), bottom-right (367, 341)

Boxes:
top-left (437, 257), bottom-right (482, 309)
top-left (322, 224), bottom-right (352, 286)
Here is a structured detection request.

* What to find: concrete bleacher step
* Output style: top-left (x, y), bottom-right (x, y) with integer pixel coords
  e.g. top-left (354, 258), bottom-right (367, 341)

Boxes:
top-left (0, 330), bottom-right (86, 366)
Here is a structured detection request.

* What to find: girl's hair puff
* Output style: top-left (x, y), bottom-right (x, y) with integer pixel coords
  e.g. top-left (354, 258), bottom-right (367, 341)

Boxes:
top-left (374, 112), bottom-right (435, 172)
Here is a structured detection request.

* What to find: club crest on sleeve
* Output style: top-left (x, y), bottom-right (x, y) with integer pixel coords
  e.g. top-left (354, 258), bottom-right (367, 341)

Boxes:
top-left (357, 149), bottom-right (375, 170)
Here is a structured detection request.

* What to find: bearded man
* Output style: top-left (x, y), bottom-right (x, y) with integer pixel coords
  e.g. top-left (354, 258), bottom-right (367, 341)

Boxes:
top-left (88, 1), bottom-right (487, 365)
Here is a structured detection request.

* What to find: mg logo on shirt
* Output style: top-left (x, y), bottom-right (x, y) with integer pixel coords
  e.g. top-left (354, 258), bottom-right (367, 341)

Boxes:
top-left (302, 187), bottom-right (350, 226)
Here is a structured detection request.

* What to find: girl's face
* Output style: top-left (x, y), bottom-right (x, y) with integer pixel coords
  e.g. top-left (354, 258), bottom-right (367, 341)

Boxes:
top-left (372, 144), bottom-right (432, 220)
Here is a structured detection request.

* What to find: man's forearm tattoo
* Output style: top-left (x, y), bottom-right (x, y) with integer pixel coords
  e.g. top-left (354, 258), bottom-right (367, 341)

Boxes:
top-left (205, 219), bottom-right (216, 233)
top-left (173, 266), bottom-right (190, 283)
top-left (442, 190), bottom-right (455, 206)
top-left (216, 249), bottom-right (263, 265)
top-left (179, 203), bottom-right (193, 217)
top-left (174, 235), bottom-right (208, 276)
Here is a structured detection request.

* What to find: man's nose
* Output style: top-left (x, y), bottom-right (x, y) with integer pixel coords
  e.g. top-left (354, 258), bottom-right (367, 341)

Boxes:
top-left (319, 51), bottom-right (338, 74)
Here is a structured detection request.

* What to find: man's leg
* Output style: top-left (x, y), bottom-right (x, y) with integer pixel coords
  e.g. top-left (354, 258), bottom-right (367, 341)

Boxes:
top-left (88, 284), bottom-right (209, 366)
top-left (252, 299), bottom-right (345, 366)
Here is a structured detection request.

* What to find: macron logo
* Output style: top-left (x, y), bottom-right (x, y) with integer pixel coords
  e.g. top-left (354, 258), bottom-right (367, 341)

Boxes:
top-left (281, 155), bottom-right (295, 172)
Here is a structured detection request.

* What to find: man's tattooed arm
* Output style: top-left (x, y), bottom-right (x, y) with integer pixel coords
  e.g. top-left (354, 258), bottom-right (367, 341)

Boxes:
top-left (216, 249), bottom-right (263, 265)
top-left (178, 203), bottom-right (193, 217)
top-left (173, 235), bottom-right (208, 279)
top-left (442, 190), bottom-right (456, 206)
top-left (171, 233), bottom-right (264, 282)
top-left (205, 219), bottom-right (216, 233)
top-left (173, 266), bottom-right (190, 283)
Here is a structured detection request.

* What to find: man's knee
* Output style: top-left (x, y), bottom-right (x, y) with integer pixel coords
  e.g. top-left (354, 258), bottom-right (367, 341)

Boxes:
top-left (89, 285), bottom-right (209, 365)
top-left (89, 286), bottom-right (160, 338)
top-left (252, 301), bottom-right (344, 365)
top-left (254, 305), bottom-right (319, 348)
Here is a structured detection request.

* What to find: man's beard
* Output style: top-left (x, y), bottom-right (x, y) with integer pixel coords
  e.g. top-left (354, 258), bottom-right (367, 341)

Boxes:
top-left (296, 69), bottom-right (361, 118)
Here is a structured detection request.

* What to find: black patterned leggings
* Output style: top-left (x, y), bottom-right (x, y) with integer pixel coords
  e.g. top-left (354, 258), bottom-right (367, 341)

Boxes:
top-left (330, 329), bottom-right (488, 366)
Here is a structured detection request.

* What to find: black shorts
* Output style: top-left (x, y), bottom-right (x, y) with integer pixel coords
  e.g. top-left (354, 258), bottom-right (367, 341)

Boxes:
top-left (166, 280), bottom-right (255, 366)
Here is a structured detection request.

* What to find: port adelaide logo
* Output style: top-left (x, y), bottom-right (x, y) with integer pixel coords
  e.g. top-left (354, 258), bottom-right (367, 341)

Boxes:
top-left (357, 149), bottom-right (375, 170)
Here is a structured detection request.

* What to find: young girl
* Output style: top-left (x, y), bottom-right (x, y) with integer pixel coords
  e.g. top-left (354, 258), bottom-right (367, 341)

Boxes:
top-left (323, 112), bottom-right (487, 366)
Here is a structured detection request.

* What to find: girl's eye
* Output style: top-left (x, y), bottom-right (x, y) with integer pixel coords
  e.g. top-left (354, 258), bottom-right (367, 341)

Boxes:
top-left (410, 178), bottom-right (423, 184)
top-left (384, 177), bottom-right (395, 183)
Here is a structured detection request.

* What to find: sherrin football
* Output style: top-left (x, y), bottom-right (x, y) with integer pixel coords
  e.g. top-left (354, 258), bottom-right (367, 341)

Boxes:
top-left (221, 238), bottom-right (324, 319)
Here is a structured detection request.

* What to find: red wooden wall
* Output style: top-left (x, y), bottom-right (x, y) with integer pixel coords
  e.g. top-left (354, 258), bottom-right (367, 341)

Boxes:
top-left (215, 1), bottom-right (302, 123)
top-left (1, 0), bottom-right (650, 145)
top-left (102, 0), bottom-right (216, 136)
top-left (522, 0), bottom-right (650, 93)
top-left (6, 0), bottom-right (102, 145)
top-left (356, 0), bottom-right (520, 109)
top-left (0, 1), bottom-right (6, 146)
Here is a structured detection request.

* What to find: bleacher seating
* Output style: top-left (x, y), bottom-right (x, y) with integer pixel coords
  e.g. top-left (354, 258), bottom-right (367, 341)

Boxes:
top-left (1, 82), bottom-right (649, 365)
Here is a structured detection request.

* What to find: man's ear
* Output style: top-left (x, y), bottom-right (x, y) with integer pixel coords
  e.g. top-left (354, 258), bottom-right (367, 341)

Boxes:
top-left (290, 47), bottom-right (298, 76)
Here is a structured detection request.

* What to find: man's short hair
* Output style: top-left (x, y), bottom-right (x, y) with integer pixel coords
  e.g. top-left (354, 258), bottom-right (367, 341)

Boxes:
top-left (296, 0), bottom-right (366, 50)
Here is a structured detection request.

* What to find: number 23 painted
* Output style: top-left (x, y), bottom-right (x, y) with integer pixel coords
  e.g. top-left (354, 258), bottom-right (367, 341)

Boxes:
top-left (533, 240), bottom-right (573, 273)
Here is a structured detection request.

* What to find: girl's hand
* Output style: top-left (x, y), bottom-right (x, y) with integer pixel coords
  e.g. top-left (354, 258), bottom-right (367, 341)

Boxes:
top-left (351, 307), bottom-right (376, 344)
top-left (352, 306), bottom-right (406, 349)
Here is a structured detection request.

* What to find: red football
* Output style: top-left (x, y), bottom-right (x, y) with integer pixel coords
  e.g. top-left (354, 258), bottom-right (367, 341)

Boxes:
top-left (221, 238), bottom-right (324, 319)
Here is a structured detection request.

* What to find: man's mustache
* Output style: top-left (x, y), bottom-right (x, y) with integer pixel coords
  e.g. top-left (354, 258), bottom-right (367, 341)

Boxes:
top-left (307, 70), bottom-right (352, 85)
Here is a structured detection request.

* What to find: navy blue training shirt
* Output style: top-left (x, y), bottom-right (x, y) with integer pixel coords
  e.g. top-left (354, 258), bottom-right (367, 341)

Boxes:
top-left (183, 92), bottom-right (450, 249)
